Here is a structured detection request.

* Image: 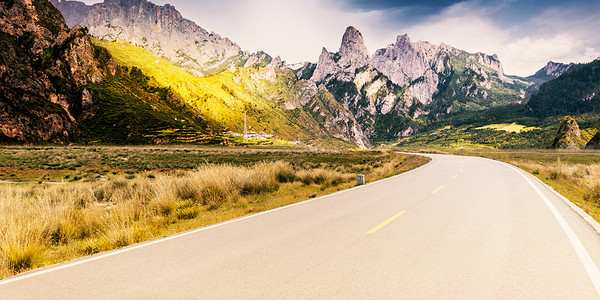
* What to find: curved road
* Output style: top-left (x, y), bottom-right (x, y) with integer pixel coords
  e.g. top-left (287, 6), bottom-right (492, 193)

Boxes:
top-left (2, 154), bottom-right (600, 299)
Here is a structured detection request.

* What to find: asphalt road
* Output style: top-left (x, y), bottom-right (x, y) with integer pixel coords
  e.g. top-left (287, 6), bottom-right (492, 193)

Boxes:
top-left (2, 153), bottom-right (600, 299)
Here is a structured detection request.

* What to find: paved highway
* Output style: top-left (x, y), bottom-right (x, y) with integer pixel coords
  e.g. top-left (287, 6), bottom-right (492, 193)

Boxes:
top-left (2, 153), bottom-right (600, 299)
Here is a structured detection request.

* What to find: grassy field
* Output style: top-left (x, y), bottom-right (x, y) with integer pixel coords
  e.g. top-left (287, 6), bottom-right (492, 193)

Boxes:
top-left (397, 147), bottom-right (600, 224)
top-left (474, 123), bottom-right (541, 133)
top-left (0, 146), bottom-right (428, 278)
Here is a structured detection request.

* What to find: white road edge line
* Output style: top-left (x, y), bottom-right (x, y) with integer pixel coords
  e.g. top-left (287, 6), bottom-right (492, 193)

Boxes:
top-left (0, 155), bottom-right (434, 286)
top-left (505, 163), bottom-right (600, 297)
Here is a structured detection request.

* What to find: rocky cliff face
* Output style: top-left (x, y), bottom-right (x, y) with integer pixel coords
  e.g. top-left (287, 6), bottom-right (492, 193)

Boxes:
top-left (0, 0), bottom-right (115, 143)
top-left (370, 33), bottom-right (519, 107)
top-left (309, 27), bottom-right (415, 143)
top-left (282, 79), bottom-right (370, 148)
top-left (307, 26), bottom-right (529, 143)
top-left (52, 0), bottom-right (271, 77)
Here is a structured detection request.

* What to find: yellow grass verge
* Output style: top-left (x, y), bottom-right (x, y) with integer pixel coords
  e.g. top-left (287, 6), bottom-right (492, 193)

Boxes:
top-left (0, 154), bottom-right (428, 278)
top-left (507, 159), bottom-right (600, 222)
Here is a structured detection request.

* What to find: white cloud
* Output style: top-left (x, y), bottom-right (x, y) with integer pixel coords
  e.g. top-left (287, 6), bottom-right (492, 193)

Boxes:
top-left (504, 35), bottom-right (600, 74)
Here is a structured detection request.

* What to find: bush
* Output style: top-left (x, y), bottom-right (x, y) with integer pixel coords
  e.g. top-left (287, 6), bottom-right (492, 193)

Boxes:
top-left (583, 183), bottom-right (600, 206)
top-left (271, 161), bottom-right (297, 183)
top-left (239, 172), bottom-right (279, 195)
top-left (176, 206), bottom-right (200, 220)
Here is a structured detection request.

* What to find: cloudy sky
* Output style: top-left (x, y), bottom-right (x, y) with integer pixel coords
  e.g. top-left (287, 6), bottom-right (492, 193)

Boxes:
top-left (79, 0), bottom-right (600, 76)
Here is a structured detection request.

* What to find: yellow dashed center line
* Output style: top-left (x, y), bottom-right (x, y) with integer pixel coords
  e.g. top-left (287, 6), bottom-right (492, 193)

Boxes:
top-left (432, 185), bottom-right (444, 194)
top-left (367, 211), bottom-right (407, 234)
top-left (452, 175), bottom-right (458, 180)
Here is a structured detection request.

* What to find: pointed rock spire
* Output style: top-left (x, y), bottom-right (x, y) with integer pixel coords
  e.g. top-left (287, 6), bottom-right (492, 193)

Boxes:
top-left (395, 34), bottom-right (411, 46)
top-left (339, 26), bottom-right (369, 58)
top-left (337, 26), bottom-right (369, 70)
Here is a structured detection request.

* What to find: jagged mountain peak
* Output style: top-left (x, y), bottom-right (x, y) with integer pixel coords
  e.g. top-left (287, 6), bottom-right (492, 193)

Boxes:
top-left (310, 26), bottom-right (369, 82)
top-left (339, 26), bottom-right (368, 56)
top-left (395, 34), bottom-right (412, 47)
top-left (338, 26), bottom-right (369, 69)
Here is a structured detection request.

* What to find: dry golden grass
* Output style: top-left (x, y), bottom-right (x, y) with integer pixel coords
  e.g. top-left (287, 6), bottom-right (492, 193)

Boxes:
top-left (0, 153), bottom-right (428, 278)
top-left (396, 147), bottom-right (600, 224)
top-left (508, 159), bottom-right (600, 219)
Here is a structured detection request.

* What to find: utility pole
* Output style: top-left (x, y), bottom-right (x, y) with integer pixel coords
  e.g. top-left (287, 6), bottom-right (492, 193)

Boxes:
top-left (243, 112), bottom-right (248, 143)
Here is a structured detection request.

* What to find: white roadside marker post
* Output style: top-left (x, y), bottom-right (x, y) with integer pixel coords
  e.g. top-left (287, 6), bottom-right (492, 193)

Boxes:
top-left (357, 174), bottom-right (365, 186)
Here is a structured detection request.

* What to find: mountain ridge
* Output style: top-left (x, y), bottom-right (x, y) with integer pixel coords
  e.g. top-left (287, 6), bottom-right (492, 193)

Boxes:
top-left (4, 0), bottom-right (587, 148)
top-left (51, 0), bottom-right (272, 77)
top-left (304, 26), bottom-right (536, 143)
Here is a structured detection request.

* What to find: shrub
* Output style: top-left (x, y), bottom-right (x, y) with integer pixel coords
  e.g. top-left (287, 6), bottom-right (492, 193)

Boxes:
top-left (0, 221), bottom-right (47, 275)
top-left (297, 168), bottom-right (348, 186)
top-left (271, 161), bottom-right (297, 183)
top-left (239, 172), bottom-right (279, 195)
top-left (176, 206), bottom-right (200, 220)
top-left (583, 183), bottom-right (600, 205)
top-left (2, 242), bottom-right (45, 273)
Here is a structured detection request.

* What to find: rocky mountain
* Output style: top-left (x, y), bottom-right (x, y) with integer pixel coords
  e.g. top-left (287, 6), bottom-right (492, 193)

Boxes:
top-left (0, 0), bottom-right (115, 143)
top-left (528, 58), bottom-right (600, 117)
top-left (552, 116), bottom-right (583, 149)
top-left (87, 35), bottom-right (368, 147)
top-left (527, 61), bottom-right (573, 82)
top-left (51, 0), bottom-right (271, 77)
top-left (289, 62), bottom-right (316, 81)
top-left (307, 26), bottom-right (532, 142)
top-left (1, 0), bottom-right (218, 145)
top-left (44, 0), bottom-right (369, 147)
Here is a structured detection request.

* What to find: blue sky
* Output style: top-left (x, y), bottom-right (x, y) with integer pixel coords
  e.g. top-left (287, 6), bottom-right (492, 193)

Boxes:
top-left (78, 0), bottom-right (600, 76)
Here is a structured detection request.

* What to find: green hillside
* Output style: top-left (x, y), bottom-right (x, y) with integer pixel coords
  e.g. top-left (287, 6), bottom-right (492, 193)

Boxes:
top-left (397, 59), bottom-right (600, 150)
top-left (429, 52), bottom-right (530, 116)
top-left (91, 38), bottom-right (351, 148)
top-left (528, 59), bottom-right (600, 117)
top-left (76, 66), bottom-right (212, 144)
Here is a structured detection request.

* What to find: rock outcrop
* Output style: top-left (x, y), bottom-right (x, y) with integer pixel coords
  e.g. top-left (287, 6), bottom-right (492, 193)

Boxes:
top-left (528, 61), bottom-right (573, 81)
top-left (52, 0), bottom-right (271, 77)
top-left (586, 131), bottom-right (600, 149)
top-left (552, 116), bottom-right (582, 149)
top-left (0, 0), bottom-right (115, 143)
top-left (308, 27), bottom-right (416, 143)
top-left (311, 26), bottom-right (369, 83)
